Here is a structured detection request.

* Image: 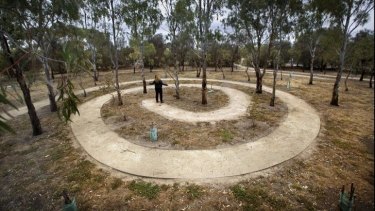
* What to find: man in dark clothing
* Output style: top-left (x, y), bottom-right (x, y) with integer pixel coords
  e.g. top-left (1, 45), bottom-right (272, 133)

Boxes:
top-left (149, 74), bottom-right (168, 103)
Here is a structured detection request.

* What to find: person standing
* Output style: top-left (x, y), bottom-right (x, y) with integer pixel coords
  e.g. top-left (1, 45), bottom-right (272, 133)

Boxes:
top-left (149, 74), bottom-right (168, 103)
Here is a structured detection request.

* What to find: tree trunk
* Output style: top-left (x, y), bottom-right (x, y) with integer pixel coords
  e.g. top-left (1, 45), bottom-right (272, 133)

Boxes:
top-left (92, 46), bottom-right (98, 86)
top-left (344, 68), bottom-right (351, 91)
top-left (255, 69), bottom-right (263, 94)
top-left (220, 65), bottom-right (225, 79)
top-left (331, 31), bottom-right (349, 106)
top-left (140, 41), bottom-right (147, 94)
top-left (331, 59), bottom-right (345, 106)
top-left (359, 64), bottom-right (365, 81)
top-left (280, 69), bottom-right (283, 80)
top-left (42, 57), bottom-right (58, 112)
top-left (245, 66), bottom-right (250, 82)
top-left (174, 53), bottom-right (180, 99)
top-left (1, 33), bottom-right (42, 136)
top-left (270, 56), bottom-right (279, 106)
top-left (202, 53), bottom-right (207, 105)
top-left (309, 53), bottom-right (315, 85)
top-left (369, 69), bottom-right (374, 88)
top-left (270, 68), bottom-right (277, 106)
top-left (110, 1), bottom-right (123, 106)
top-left (51, 67), bottom-right (55, 80)
top-left (196, 62), bottom-right (201, 78)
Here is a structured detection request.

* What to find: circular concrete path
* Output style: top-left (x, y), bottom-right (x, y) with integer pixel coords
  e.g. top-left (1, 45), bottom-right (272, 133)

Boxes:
top-left (70, 79), bottom-right (320, 179)
top-left (142, 84), bottom-right (251, 123)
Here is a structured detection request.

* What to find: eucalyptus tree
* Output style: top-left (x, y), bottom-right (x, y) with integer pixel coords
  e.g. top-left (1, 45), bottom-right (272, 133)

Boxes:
top-left (296, 0), bottom-right (328, 85)
top-left (227, 0), bottom-right (276, 94)
top-left (0, 0), bottom-right (44, 135)
top-left (269, 0), bottom-right (299, 106)
top-left (162, 0), bottom-right (194, 99)
top-left (0, 91), bottom-right (17, 134)
top-left (193, 0), bottom-right (223, 104)
top-left (149, 34), bottom-right (166, 68)
top-left (123, 0), bottom-right (162, 94)
top-left (351, 30), bottom-right (374, 81)
top-left (82, 0), bottom-right (108, 85)
top-left (106, 0), bottom-right (123, 105)
top-left (323, 0), bottom-right (374, 106)
top-left (28, 0), bottom-right (81, 112)
top-left (176, 30), bottom-right (194, 72)
top-left (0, 30), bottom-right (43, 136)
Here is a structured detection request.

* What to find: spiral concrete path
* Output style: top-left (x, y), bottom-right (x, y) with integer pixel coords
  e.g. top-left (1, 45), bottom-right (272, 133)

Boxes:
top-left (70, 78), bottom-right (320, 179)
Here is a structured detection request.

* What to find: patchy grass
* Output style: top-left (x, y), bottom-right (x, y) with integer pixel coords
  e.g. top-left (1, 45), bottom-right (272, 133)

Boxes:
top-left (111, 178), bottom-right (123, 190)
top-left (101, 83), bottom-right (287, 150)
top-left (0, 68), bottom-right (373, 210)
top-left (128, 180), bottom-right (160, 200)
top-left (220, 129), bottom-right (234, 142)
top-left (186, 184), bottom-right (203, 200)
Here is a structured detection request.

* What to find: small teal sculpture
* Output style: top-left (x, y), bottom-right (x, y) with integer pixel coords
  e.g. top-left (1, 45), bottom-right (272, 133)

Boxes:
top-left (150, 122), bottom-right (158, 142)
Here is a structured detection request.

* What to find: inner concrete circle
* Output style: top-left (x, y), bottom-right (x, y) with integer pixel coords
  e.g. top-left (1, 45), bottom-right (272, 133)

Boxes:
top-left (70, 79), bottom-right (320, 179)
top-left (141, 84), bottom-right (251, 123)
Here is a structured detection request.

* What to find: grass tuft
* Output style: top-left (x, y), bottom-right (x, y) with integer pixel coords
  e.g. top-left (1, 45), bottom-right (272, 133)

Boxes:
top-left (111, 178), bottom-right (123, 190)
top-left (128, 180), bottom-right (160, 200)
top-left (186, 184), bottom-right (203, 200)
top-left (220, 129), bottom-right (234, 142)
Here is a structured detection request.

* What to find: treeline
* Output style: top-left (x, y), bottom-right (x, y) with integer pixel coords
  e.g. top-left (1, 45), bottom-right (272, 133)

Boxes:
top-left (0, 0), bottom-right (373, 135)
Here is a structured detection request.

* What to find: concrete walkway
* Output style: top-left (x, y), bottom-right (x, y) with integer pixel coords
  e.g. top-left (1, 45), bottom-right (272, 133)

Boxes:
top-left (142, 84), bottom-right (251, 123)
top-left (70, 79), bottom-right (320, 179)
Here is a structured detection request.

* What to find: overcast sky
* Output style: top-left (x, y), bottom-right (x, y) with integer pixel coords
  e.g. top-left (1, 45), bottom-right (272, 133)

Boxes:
top-left (155, 7), bottom-right (374, 42)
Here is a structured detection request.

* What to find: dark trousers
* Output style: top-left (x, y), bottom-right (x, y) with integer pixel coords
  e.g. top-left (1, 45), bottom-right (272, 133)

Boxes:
top-left (155, 88), bottom-right (163, 102)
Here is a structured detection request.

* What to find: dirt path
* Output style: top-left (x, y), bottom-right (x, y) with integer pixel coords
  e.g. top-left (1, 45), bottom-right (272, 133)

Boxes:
top-left (70, 79), bottom-right (320, 180)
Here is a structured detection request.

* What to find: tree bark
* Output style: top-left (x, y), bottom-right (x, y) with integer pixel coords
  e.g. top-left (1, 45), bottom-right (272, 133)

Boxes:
top-left (369, 69), bottom-right (374, 88)
top-left (270, 55), bottom-right (279, 107)
top-left (110, 0), bottom-right (123, 105)
top-left (270, 68), bottom-right (277, 106)
top-left (42, 57), bottom-right (58, 112)
top-left (92, 46), bottom-right (98, 86)
top-left (255, 69), bottom-right (263, 94)
top-left (309, 51), bottom-right (315, 85)
top-left (1, 34), bottom-right (42, 136)
top-left (202, 53), bottom-right (207, 104)
top-left (220, 65), bottom-right (225, 79)
top-left (196, 62), bottom-right (201, 78)
top-left (359, 62), bottom-right (365, 81)
top-left (245, 66), bottom-right (250, 82)
top-left (344, 68), bottom-right (351, 91)
top-left (174, 53), bottom-right (180, 99)
top-left (280, 69), bottom-right (283, 80)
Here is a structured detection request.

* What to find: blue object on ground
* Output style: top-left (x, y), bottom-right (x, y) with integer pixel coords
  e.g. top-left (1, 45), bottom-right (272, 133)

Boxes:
top-left (150, 126), bottom-right (158, 142)
top-left (63, 198), bottom-right (77, 211)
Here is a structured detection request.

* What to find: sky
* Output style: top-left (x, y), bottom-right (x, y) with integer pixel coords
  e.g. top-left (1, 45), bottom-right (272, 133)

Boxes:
top-left (155, 6), bottom-right (374, 43)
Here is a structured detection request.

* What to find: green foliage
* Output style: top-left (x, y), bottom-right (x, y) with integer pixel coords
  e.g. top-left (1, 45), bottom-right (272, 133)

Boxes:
top-left (57, 79), bottom-right (80, 123)
top-left (67, 160), bottom-right (94, 183)
top-left (128, 180), bottom-right (160, 199)
top-left (231, 184), bottom-right (289, 210)
top-left (0, 91), bottom-right (17, 134)
top-left (220, 129), bottom-right (234, 142)
top-left (186, 184), bottom-right (203, 200)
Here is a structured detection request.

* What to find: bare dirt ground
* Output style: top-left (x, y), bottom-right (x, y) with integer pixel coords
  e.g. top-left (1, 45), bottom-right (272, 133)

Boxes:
top-left (101, 85), bottom-right (287, 150)
top-left (0, 67), bottom-right (374, 210)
